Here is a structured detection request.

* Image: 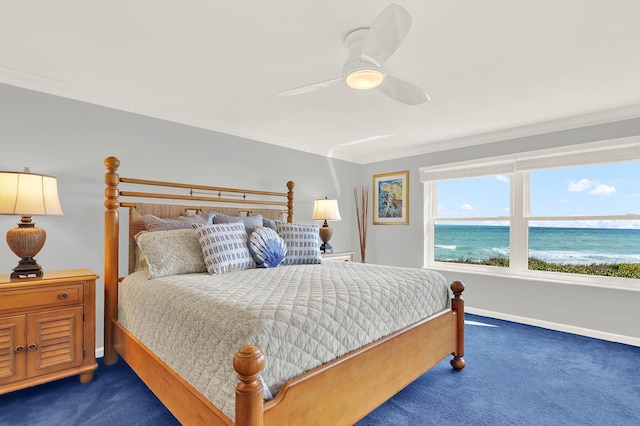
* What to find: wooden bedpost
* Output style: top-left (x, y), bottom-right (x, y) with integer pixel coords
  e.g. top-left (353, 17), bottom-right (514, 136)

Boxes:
top-left (450, 281), bottom-right (466, 370)
top-left (286, 181), bottom-right (294, 223)
top-left (104, 156), bottom-right (120, 365)
top-left (234, 346), bottom-right (266, 426)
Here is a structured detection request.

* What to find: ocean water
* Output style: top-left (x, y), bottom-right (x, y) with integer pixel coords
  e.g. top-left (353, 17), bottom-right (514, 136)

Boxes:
top-left (435, 225), bottom-right (640, 264)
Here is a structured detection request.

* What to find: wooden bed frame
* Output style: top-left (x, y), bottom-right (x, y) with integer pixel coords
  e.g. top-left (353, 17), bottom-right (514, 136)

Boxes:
top-left (103, 156), bottom-right (466, 426)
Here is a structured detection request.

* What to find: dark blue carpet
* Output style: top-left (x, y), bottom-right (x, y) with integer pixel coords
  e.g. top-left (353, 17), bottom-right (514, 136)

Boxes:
top-left (0, 315), bottom-right (638, 425)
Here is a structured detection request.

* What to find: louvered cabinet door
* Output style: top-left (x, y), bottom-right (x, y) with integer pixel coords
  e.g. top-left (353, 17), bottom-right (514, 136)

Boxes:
top-left (26, 307), bottom-right (83, 378)
top-left (0, 316), bottom-right (26, 386)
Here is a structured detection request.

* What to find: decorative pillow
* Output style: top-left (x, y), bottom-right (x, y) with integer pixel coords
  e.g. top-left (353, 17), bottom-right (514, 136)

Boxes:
top-left (195, 223), bottom-right (256, 274)
top-left (262, 217), bottom-right (282, 231)
top-left (134, 242), bottom-right (149, 272)
top-left (249, 227), bottom-right (287, 268)
top-left (135, 229), bottom-right (206, 279)
top-left (142, 212), bottom-right (214, 232)
top-left (213, 213), bottom-right (263, 233)
top-left (277, 223), bottom-right (322, 265)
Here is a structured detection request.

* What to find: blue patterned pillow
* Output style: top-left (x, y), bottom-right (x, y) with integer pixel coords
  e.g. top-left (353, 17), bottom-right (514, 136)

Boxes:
top-left (214, 213), bottom-right (263, 233)
top-left (195, 223), bottom-right (256, 274)
top-left (277, 223), bottom-right (322, 265)
top-left (249, 227), bottom-right (287, 268)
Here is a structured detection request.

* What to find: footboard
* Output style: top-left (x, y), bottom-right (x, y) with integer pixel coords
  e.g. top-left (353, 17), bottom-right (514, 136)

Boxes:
top-left (234, 281), bottom-right (465, 426)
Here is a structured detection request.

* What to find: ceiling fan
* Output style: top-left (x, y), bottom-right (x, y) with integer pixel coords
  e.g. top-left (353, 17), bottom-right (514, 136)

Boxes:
top-left (278, 4), bottom-right (430, 106)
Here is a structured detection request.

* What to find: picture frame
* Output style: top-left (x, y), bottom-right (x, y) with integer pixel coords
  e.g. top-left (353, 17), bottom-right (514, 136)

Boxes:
top-left (373, 171), bottom-right (409, 225)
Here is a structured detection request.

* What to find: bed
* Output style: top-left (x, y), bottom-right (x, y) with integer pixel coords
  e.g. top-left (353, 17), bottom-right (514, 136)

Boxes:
top-left (103, 156), bottom-right (465, 426)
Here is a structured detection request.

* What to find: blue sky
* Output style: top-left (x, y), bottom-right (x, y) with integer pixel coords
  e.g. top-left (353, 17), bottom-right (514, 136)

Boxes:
top-left (437, 161), bottom-right (640, 228)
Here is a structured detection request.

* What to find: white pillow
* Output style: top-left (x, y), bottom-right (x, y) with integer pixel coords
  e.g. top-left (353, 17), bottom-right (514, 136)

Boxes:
top-left (277, 223), bottom-right (322, 265)
top-left (135, 229), bottom-right (206, 279)
top-left (195, 223), bottom-right (256, 274)
top-left (249, 227), bottom-right (287, 268)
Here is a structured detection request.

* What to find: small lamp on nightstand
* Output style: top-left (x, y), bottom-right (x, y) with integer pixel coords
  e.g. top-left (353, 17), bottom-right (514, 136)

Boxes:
top-left (0, 168), bottom-right (63, 278)
top-left (312, 197), bottom-right (341, 254)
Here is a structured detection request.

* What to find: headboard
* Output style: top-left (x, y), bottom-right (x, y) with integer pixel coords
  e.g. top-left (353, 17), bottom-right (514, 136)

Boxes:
top-left (103, 156), bottom-right (294, 364)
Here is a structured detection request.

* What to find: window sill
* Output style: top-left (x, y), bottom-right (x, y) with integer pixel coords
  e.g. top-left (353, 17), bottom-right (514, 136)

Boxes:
top-left (426, 261), bottom-right (640, 292)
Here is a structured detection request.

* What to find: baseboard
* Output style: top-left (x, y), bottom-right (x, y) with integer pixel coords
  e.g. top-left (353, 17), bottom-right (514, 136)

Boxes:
top-left (96, 347), bottom-right (104, 358)
top-left (467, 307), bottom-right (640, 347)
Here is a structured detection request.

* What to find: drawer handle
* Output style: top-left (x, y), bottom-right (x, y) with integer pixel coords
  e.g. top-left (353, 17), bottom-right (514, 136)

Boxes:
top-left (15, 346), bottom-right (25, 353)
top-left (59, 293), bottom-right (69, 300)
top-left (27, 344), bottom-right (37, 351)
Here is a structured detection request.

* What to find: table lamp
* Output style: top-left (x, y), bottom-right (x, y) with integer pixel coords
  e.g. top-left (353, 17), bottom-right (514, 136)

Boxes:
top-left (312, 197), bottom-right (341, 253)
top-left (0, 169), bottom-right (63, 278)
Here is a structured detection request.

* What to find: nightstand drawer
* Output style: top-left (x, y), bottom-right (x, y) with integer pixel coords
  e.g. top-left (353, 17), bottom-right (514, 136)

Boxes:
top-left (0, 284), bottom-right (83, 313)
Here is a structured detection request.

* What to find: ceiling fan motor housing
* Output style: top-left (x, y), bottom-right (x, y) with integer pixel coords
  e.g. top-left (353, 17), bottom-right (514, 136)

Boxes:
top-left (342, 28), bottom-right (385, 89)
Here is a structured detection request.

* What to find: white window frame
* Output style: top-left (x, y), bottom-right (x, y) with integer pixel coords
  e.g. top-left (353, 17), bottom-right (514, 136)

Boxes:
top-left (421, 137), bottom-right (640, 291)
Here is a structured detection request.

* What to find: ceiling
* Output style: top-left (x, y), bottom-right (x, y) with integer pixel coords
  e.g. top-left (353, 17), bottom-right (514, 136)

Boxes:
top-left (2, 1), bottom-right (640, 164)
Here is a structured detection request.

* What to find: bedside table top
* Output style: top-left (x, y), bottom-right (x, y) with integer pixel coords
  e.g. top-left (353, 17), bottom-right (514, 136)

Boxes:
top-left (0, 268), bottom-right (99, 286)
top-left (321, 251), bottom-right (355, 256)
top-left (321, 251), bottom-right (355, 261)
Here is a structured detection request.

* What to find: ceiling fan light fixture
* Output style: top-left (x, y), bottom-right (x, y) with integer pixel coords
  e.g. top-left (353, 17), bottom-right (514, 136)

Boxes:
top-left (345, 68), bottom-right (385, 90)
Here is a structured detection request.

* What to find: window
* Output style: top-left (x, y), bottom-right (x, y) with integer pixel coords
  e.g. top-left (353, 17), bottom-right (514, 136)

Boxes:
top-left (434, 176), bottom-right (510, 266)
top-left (421, 141), bottom-right (640, 286)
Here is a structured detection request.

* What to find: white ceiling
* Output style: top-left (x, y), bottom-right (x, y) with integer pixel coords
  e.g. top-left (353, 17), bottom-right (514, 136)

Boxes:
top-left (2, 1), bottom-right (640, 164)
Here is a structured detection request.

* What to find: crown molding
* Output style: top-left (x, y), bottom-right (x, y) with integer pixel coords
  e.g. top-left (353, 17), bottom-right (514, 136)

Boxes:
top-left (360, 104), bottom-right (640, 164)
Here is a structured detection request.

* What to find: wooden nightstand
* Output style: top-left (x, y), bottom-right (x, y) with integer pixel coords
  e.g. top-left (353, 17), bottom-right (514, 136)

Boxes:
top-left (321, 251), bottom-right (355, 262)
top-left (0, 269), bottom-right (98, 394)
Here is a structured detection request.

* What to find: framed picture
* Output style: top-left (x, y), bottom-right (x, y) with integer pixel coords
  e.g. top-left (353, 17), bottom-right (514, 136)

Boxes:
top-left (373, 171), bottom-right (409, 225)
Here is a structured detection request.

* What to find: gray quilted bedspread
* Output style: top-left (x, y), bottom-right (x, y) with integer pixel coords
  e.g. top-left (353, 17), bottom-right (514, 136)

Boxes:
top-left (118, 261), bottom-right (450, 420)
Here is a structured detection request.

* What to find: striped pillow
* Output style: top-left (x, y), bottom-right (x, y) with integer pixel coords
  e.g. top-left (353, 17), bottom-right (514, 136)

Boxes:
top-left (249, 227), bottom-right (287, 268)
top-left (195, 223), bottom-right (256, 274)
top-left (277, 223), bottom-right (322, 265)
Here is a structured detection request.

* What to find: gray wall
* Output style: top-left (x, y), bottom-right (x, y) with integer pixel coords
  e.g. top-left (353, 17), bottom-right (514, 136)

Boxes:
top-left (362, 118), bottom-right (640, 341)
top-left (0, 83), bottom-right (360, 352)
top-left (2, 82), bottom-right (638, 350)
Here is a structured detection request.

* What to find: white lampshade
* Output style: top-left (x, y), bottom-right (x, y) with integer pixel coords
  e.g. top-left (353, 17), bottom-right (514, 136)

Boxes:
top-left (0, 171), bottom-right (63, 216)
top-left (312, 198), bottom-right (341, 221)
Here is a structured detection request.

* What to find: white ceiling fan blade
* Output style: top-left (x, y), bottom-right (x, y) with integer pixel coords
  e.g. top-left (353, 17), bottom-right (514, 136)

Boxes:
top-left (278, 77), bottom-right (342, 97)
top-left (361, 4), bottom-right (412, 66)
top-left (377, 75), bottom-right (431, 105)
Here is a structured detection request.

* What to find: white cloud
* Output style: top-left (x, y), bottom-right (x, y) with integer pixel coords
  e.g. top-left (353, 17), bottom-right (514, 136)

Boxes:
top-left (589, 184), bottom-right (616, 196)
top-left (461, 204), bottom-right (474, 211)
top-left (567, 179), bottom-right (616, 196)
top-left (568, 178), bottom-right (593, 192)
top-left (496, 175), bottom-right (509, 183)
